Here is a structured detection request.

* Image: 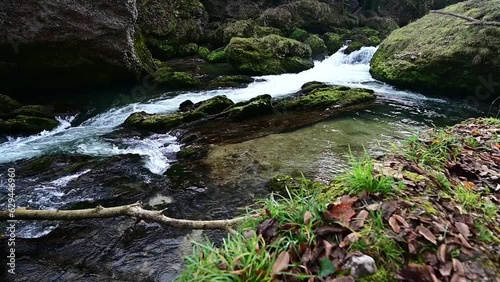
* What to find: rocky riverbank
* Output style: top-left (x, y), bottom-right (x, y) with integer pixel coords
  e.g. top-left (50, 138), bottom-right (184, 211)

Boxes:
top-left (179, 117), bottom-right (500, 281)
top-left (0, 0), bottom-right (466, 96)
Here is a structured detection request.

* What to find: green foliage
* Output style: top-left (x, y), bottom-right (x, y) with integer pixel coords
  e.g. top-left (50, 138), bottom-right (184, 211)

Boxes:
top-left (336, 153), bottom-right (397, 196)
top-left (207, 50), bottom-right (226, 63)
top-left (404, 129), bottom-right (459, 167)
top-left (289, 28), bottom-right (309, 42)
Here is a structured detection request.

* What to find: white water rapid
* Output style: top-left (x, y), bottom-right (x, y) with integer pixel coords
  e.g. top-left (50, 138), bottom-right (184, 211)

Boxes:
top-left (0, 46), bottom-right (446, 174)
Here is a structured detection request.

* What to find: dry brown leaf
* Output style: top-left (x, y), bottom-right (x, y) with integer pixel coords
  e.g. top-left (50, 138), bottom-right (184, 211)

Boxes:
top-left (437, 244), bottom-right (447, 263)
top-left (272, 251), bottom-right (290, 275)
top-left (389, 215), bottom-right (401, 233)
top-left (304, 211), bottom-right (313, 225)
top-left (452, 258), bottom-right (465, 276)
top-left (339, 232), bottom-right (359, 248)
top-left (258, 219), bottom-right (278, 241)
top-left (418, 226), bottom-right (437, 245)
top-left (324, 240), bottom-right (334, 258)
top-left (365, 203), bottom-right (380, 211)
top-left (314, 226), bottom-right (344, 237)
top-left (351, 210), bottom-right (369, 230)
top-left (439, 261), bottom-right (453, 277)
top-left (456, 234), bottom-right (473, 249)
top-left (393, 214), bottom-right (410, 228)
top-left (454, 222), bottom-right (470, 238)
top-left (450, 273), bottom-right (467, 282)
top-left (325, 196), bottom-right (358, 225)
top-left (397, 263), bottom-right (439, 282)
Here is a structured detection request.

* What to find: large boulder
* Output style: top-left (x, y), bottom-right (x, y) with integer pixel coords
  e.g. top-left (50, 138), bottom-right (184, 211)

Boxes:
top-left (225, 34), bottom-right (314, 75)
top-left (370, 0), bottom-right (500, 98)
top-left (137, 0), bottom-right (208, 60)
top-left (0, 0), bottom-right (154, 92)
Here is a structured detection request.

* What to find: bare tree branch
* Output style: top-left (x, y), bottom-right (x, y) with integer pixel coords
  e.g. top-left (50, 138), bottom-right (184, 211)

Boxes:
top-left (430, 10), bottom-right (500, 27)
top-left (0, 203), bottom-right (252, 232)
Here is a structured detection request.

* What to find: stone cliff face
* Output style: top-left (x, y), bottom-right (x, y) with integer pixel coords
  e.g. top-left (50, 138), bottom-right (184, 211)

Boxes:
top-left (0, 0), bottom-right (149, 93)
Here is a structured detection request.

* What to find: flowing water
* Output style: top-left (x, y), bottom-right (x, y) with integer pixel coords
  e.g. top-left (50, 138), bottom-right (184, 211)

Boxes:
top-left (0, 46), bottom-right (486, 281)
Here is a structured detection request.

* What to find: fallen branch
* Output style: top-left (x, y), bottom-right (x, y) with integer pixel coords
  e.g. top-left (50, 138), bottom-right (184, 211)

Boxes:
top-left (0, 203), bottom-right (251, 233)
top-left (430, 10), bottom-right (500, 27)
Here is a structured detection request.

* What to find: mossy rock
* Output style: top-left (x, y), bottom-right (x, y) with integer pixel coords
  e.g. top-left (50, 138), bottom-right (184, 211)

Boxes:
top-left (323, 32), bottom-right (344, 54)
top-left (258, 0), bottom-right (357, 33)
top-left (370, 0), bottom-right (500, 97)
top-left (0, 94), bottom-right (21, 115)
top-left (222, 94), bottom-right (274, 120)
top-left (301, 81), bottom-right (329, 93)
top-left (277, 86), bottom-right (375, 111)
top-left (124, 111), bottom-right (187, 131)
top-left (176, 145), bottom-right (207, 160)
top-left (207, 75), bottom-right (254, 89)
top-left (304, 34), bottom-right (328, 60)
top-left (0, 115), bottom-right (59, 134)
top-left (289, 28), bottom-right (310, 42)
top-left (225, 34), bottom-right (313, 75)
top-left (198, 47), bottom-right (210, 60)
top-left (177, 43), bottom-right (199, 57)
top-left (343, 28), bottom-right (381, 54)
top-left (193, 95), bottom-right (234, 115)
top-left (267, 175), bottom-right (313, 195)
top-left (222, 20), bottom-right (283, 45)
top-left (11, 105), bottom-right (54, 119)
top-left (124, 96), bottom-right (233, 131)
top-left (207, 50), bottom-right (226, 63)
top-left (152, 67), bottom-right (201, 88)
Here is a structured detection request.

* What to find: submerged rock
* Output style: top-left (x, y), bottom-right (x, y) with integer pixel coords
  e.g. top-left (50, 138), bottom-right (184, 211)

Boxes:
top-left (225, 34), bottom-right (314, 75)
top-left (370, 0), bottom-right (500, 97)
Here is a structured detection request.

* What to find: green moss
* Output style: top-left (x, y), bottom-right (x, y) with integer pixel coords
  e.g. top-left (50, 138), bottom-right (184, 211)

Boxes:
top-left (277, 86), bottom-right (375, 110)
top-left (206, 50), bottom-right (226, 63)
top-left (152, 67), bottom-right (201, 88)
top-left (268, 175), bottom-right (302, 193)
top-left (370, 0), bottom-right (500, 97)
top-left (133, 28), bottom-right (156, 74)
top-left (0, 115), bottom-right (59, 134)
top-left (176, 145), bottom-right (207, 160)
top-left (322, 32), bottom-right (343, 54)
top-left (194, 95), bottom-right (234, 115)
top-left (304, 34), bottom-right (328, 60)
top-left (177, 43), bottom-right (199, 56)
top-left (0, 94), bottom-right (22, 114)
top-left (198, 47), bottom-right (210, 60)
top-left (11, 105), bottom-right (54, 119)
top-left (301, 81), bottom-right (328, 93)
top-left (222, 94), bottom-right (274, 120)
top-left (225, 35), bottom-right (313, 75)
top-left (124, 111), bottom-right (185, 131)
top-left (289, 28), bottom-right (309, 42)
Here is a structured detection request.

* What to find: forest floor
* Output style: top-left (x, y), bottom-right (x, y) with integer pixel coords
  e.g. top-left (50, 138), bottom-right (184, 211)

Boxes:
top-left (177, 117), bottom-right (500, 282)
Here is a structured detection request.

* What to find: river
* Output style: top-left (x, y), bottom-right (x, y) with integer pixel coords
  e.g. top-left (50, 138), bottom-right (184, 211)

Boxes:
top-left (0, 47), bottom-right (486, 281)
